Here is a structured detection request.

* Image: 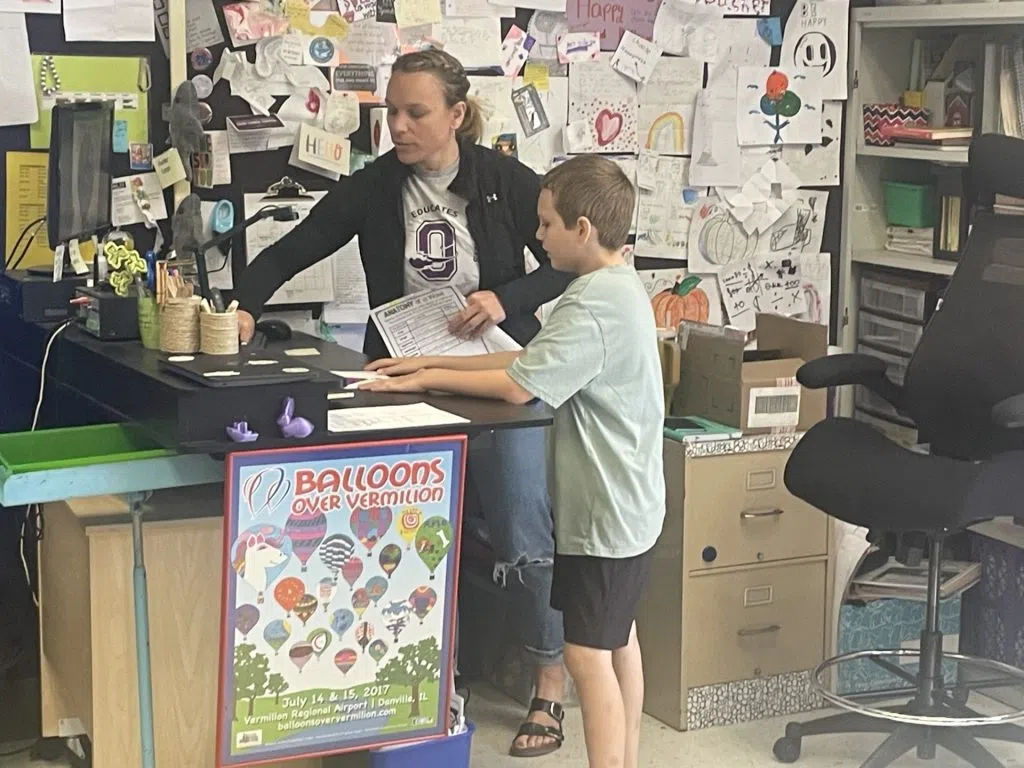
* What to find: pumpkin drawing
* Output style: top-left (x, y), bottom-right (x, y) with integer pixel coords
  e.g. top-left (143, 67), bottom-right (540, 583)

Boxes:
top-left (651, 275), bottom-right (711, 328)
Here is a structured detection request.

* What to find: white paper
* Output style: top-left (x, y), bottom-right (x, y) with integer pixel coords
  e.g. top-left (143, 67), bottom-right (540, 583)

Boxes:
top-left (653, 3), bottom-right (721, 57)
top-left (685, 0), bottom-right (768, 13)
top-left (568, 54), bottom-right (638, 155)
top-left (429, 18), bottom-right (502, 69)
top-left (227, 115), bottom-right (294, 154)
top-left (764, 252), bottom-right (831, 329)
top-left (63, 0), bottom-right (154, 41)
top-left (204, 131), bottom-right (232, 186)
top-left (782, 0), bottom-right (849, 101)
top-left (717, 157), bottom-right (803, 235)
top-left (638, 56), bottom-right (703, 156)
top-left (0, 0), bottom-right (60, 13)
top-left (718, 260), bottom-right (807, 332)
top-left (323, 237), bottom-right (371, 324)
top-left (371, 287), bottom-right (520, 358)
top-left (444, 0), bottom-right (513, 16)
top-left (689, 87), bottom-right (743, 188)
top-left (741, 100), bottom-right (841, 187)
top-left (755, 190), bottom-right (829, 256)
top-left (555, 31), bottom-right (600, 64)
top-left (736, 66), bottom-right (824, 147)
top-left (322, 91), bottom-right (361, 135)
top-left (340, 19), bottom-right (401, 65)
top-left (634, 155), bottom-right (701, 260)
top-left (110, 173), bottom-right (169, 227)
top-left (706, 18), bottom-right (773, 89)
top-left (507, 0), bottom-right (562, 10)
top-left (328, 402), bottom-right (469, 434)
top-left (244, 192), bottom-right (336, 305)
top-left (526, 10), bottom-right (569, 63)
top-left (154, 0), bottom-right (224, 56)
top-left (687, 195), bottom-right (760, 273)
top-left (471, 75), bottom-right (567, 173)
top-left (0, 15), bottom-right (37, 128)
top-left (610, 31), bottom-right (661, 85)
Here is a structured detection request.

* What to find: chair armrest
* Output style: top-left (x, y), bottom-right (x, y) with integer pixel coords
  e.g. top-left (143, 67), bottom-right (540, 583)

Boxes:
top-left (797, 353), bottom-right (904, 410)
top-left (992, 392), bottom-right (1024, 429)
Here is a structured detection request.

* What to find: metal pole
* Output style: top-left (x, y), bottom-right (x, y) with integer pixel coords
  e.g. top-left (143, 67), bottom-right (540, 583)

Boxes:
top-left (131, 493), bottom-right (156, 768)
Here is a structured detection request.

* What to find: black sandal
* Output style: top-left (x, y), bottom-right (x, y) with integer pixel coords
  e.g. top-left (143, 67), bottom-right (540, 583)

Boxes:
top-left (509, 697), bottom-right (565, 758)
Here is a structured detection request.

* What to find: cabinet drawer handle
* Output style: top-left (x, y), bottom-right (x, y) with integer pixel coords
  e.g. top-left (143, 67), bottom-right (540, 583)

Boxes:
top-left (740, 508), bottom-right (785, 520)
top-left (738, 624), bottom-right (782, 637)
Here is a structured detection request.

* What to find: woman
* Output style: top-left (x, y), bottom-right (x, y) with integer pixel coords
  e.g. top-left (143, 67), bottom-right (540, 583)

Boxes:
top-left (233, 49), bottom-right (571, 758)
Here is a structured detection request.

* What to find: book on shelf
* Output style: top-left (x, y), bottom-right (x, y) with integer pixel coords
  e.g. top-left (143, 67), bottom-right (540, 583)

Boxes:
top-left (885, 225), bottom-right (934, 257)
top-left (994, 194), bottom-right (1024, 216)
top-left (884, 126), bottom-right (973, 143)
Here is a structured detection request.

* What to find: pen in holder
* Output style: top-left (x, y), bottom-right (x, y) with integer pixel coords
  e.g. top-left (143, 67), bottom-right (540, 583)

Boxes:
top-left (200, 305), bottom-right (240, 355)
top-left (160, 296), bottom-right (201, 354)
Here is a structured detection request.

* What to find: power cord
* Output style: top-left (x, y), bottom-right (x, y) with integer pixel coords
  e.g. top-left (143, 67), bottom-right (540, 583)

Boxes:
top-left (4, 216), bottom-right (46, 272)
top-left (20, 320), bottom-right (72, 608)
top-left (0, 740), bottom-right (34, 758)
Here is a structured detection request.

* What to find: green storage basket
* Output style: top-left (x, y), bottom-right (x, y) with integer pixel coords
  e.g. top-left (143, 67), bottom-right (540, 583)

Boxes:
top-left (883, 181), bottom-right (935, 228)
top-left (0, 423), bottom-right (173, 475)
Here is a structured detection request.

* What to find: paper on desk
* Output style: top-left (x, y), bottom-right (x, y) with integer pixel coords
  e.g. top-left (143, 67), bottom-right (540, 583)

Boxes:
top-left (371, 287), bottom-right (520, 359)
top-left (110, 173), bottom-right (169, 227)
top-left (328, 402), bottom-right (469, 433)
top-left (323, 237), bottom-right (370, 324)
top-left (0, 15), bottom-right (37, 129)
top-left (63, 0), bottom-right (154, 41)
top-left (244, 192), bottom-right (336, 305)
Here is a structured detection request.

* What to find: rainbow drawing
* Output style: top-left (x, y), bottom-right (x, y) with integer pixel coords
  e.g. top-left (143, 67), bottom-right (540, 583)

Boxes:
top-left (645, 112), bottom-right (685, 154)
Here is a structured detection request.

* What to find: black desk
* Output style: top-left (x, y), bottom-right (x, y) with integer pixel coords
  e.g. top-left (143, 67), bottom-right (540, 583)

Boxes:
top-left (45, 326), bottom-right (551, 452)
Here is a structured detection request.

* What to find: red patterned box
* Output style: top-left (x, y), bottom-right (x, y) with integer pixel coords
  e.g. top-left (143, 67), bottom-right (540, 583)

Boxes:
top-left (863, 104), bottom-right (930, 146)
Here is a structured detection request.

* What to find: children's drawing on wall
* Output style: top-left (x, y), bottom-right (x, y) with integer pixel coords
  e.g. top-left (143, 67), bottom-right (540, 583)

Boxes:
top-left (640, 269), bottom-right (724, 328)
top-left (526, 11), bottom-right (570, 73)
top-left (687, 196), bottom-right (760, 273)
top-left (756, 190), bottom-right (829, 256)
top-left (761, 253), bottom-right (831, 330)
top-left (740, 101), bottom-right (841, 186)
top-left (635, 155), bottom-right (700, 258)
top-left (690, 88), bottom-right (743, 187)
top-left (638, 56), bottom-right (703, 155)
top-left (568, 54), bottom-right (639, 154)
top-left (718, 258), bottom-right (807, 332)
top-left (782, 0), bottom-right (850, 101)
top-left (737, 66), bottom-right (822, 146)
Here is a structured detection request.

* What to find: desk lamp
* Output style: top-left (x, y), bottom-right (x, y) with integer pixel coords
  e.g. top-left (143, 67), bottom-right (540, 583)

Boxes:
top-left (193, 205), bottom-right (298, 307)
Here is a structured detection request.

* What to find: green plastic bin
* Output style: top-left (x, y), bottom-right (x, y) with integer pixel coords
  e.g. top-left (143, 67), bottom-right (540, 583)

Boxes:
top-left (883, 181), bottom-right (935, 228)
top-left (0, 424), bottom-right (173, 475)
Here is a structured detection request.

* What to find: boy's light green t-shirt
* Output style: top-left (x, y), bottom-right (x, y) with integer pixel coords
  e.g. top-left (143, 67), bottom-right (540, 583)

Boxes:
top-left (508, 264), bottom-right (666, 558)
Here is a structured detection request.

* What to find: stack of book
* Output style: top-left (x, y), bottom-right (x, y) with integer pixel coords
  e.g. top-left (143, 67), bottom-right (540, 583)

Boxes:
top-left (994, 194), bottom-right (1024, 216)
top-left (881, 125), bottom-right (973, 150)
top-left (884, 225), bottom-right (934, 257)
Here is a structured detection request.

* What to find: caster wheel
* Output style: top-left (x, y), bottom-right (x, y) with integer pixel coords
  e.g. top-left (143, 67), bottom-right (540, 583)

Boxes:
top-left (951, 686), bottom-right (970, 705)
top-left (773, 736), bottom-right (802, 764)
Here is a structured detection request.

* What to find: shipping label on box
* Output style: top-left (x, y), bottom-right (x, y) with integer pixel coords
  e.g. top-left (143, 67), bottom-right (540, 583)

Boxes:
top-left (746, 383), bottom-right (801, 429)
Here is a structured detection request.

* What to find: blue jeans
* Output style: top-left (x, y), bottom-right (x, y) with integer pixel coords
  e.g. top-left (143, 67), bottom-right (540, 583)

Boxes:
top-left (465, 426), bottom-right (564, 666)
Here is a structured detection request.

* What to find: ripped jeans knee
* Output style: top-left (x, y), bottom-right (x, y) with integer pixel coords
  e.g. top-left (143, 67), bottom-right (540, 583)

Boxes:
top-left (493, 554), bottom-right (555, 589)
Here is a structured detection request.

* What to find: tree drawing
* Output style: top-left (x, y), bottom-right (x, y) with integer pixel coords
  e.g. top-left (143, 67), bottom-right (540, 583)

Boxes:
top-left (374, 637), bottom-right (440, 718)
top-left (234, 643), bottom-right (270, 719)
top-left (267, 672), bottom-right (289, 705)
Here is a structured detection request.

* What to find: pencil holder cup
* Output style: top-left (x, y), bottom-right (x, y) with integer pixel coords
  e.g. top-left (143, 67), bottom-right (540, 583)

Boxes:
top-left (200, 311), bottom-right (240, 355)
top-left (137, 296), bottom-right (161, 350)
top-left (159, 296), bottom-right (201, 354)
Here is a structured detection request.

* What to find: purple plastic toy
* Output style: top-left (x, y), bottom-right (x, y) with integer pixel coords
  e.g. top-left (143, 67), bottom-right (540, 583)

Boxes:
top-left (277, 397), bottom-right (314, 439)
top-left (226, 421), bottom-right (259, 443)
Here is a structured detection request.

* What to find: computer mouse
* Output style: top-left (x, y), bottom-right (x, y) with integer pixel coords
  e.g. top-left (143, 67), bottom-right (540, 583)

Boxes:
top-left (255, 318), bottom-right (292, 342)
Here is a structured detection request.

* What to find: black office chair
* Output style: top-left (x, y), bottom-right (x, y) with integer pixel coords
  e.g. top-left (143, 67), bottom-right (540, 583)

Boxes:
top-left (772, 134), bottom-right (1024, 767)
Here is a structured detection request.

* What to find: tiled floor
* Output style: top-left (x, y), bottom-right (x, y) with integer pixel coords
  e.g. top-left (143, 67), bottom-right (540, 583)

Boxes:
top-left (2, 684), bottom-right (1023, 767)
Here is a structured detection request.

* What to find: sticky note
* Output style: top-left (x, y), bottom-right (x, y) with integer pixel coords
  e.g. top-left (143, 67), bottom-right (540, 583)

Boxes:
top-left (284, 347), bottom-right (321, 357)
top-left (153, 147), bottom-right (188, 188)
top-left (112, 120), bottom-right (129, 153)
top-left (523, 62), bottom-right (549, 91)
top-left (393, 0), bottom-right (441, 28)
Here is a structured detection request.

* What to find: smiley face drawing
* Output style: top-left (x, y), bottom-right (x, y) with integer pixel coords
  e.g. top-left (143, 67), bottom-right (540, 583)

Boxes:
top-left (794, 32), bottom-right (837, 78)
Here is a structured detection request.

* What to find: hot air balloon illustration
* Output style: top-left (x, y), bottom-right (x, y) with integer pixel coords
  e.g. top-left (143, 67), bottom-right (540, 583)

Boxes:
top-left (355, 621), bottom-right (374, 654)
top-left (334, 648), bottom-right (357, 675)
top-left (366, 576), bottom-right (388, 606)
top-left (307, 628), bottom-right (333, 659)
top-left (368, 639), bottom-right (388, 664)
top-left (350, 507), bottom-right (393, 555)
top-left (289, 641), bottom-right (314, 672)
top-left (235, 604), bottom-right (260, 639)
top-left (379, 544), bottom-right (402, 579)
top-left (408, 586), bottom-right (437, 625)
top-left (415, 516), bottom-right (454, 580)
top-left (398, 507), bottom-right (422, 550)
top-left (274, 577), bottom-right (305, 616)
top-left (382, 600), bottom-right (410, 642)
top-left (319, 534), bottom-right (355, 584)
top-left (385, 614), bottom-right (408, 643)
top-left (318, 577), bottom-right (337, 612)
top-left (294, 593), bottom-right (318, 626)
top-left (231, 525), bottom-right (292, 604)
top-left (352, 588), bottom-right (370, 619)
top-left (331, 609), bottom-right (354, 639)
top-left (285, 510), bottom-right (328, 572)
top-left (341, 557), bottom-right (363, 591)
top-left (263, 619), bottom-right (291, 654)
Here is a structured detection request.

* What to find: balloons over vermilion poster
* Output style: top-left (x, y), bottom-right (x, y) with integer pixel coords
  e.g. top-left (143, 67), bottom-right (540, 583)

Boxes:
top-left (218, 437), bottom-right (465, 766)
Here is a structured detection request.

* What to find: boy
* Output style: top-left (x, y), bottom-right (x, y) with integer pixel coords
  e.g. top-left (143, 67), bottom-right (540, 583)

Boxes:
top-left (362, 155), bottom-right (666, 768)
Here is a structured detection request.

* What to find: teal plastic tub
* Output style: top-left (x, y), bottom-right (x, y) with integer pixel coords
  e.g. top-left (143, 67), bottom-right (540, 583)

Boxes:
top-left (883, 181), bottom-right (935, 228)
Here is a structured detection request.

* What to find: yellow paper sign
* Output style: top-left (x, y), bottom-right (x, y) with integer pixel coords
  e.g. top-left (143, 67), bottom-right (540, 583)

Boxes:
top-left (154, 148), bottom-right (188, 188)
top-left (523, 62), bottom-right (549, 91)
top-left (285, 0), bottom-right (349, 38)
top-left (393, 0), bottom-right (441, 28)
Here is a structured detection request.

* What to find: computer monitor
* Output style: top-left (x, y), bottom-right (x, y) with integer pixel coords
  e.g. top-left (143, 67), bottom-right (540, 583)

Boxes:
top-left (46, 101), bottom-right (114, 250)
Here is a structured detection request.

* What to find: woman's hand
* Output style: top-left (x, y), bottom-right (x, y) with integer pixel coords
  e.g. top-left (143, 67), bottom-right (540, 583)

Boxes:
top-left (365, 357), bottom-right (435, 376)
top-left (449, 290), bottom-right (506, 339)
top-left (358, 371), bottom-right (427, 394)
top-left (238, 310), bottom-right (256, 343)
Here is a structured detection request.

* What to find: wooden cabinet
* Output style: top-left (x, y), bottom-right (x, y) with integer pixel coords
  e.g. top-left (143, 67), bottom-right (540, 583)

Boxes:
top-left (638, 436), bottom-right (833, 732)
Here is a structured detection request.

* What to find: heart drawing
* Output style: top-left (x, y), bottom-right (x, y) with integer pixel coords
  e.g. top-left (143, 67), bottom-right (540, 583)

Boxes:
top-left (595, 108), bottom-right (623, 146)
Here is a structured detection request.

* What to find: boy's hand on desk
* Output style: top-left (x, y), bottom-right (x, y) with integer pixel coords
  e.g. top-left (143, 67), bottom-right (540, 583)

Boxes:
top-left (450, 291), bottom-right (506, 339)
top-left (358, 371), bottom-right (427, 394)
top-left (365, 357), bottom-right (434, 376)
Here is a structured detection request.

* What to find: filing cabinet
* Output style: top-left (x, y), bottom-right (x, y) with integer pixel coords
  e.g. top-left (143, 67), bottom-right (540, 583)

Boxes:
top-left (638, 435), bottom-right (833, 732)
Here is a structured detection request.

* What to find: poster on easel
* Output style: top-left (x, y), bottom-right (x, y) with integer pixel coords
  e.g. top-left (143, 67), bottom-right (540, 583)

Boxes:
top-left (217, 436), bottom-right (466, 767)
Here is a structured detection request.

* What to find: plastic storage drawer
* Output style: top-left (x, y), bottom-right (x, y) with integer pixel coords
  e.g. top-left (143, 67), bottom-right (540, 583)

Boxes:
top-left (857, 343), bottom-right (910, 386)
top-left (857, 311), bottom-right (923, 356)
top-left (859, 274), bottom-right (937, 323)
top-left (854, 409), bottom-right (919, 449)
top-left (855, 385), bottom-right (914, 426)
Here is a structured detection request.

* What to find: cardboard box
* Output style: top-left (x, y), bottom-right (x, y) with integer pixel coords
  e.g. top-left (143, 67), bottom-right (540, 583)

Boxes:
top-left (672, 314), bottom-right (827, 434)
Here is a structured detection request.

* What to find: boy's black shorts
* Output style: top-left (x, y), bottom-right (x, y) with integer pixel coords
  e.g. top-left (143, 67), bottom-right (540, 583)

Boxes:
top-left (550, 547), bottom-right (655, 651)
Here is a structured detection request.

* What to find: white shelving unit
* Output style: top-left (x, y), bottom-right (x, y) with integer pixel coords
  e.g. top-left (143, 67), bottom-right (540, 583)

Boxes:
top-left (837, 2), bottom-right (1024, 417)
